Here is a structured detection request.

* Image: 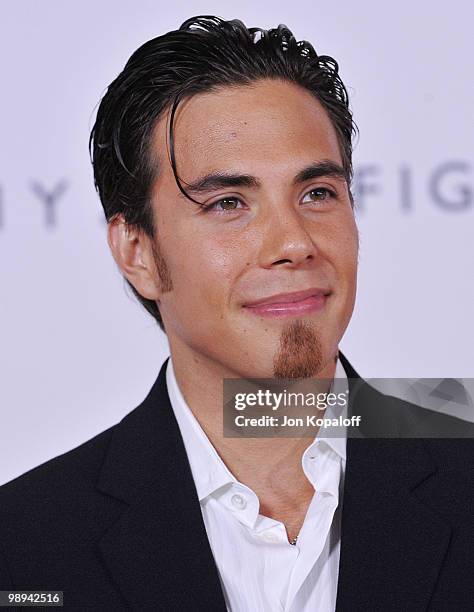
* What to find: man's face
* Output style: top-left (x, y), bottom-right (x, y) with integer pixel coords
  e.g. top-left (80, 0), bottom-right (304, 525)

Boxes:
top-left (147, 79), bottom-right (358, 378)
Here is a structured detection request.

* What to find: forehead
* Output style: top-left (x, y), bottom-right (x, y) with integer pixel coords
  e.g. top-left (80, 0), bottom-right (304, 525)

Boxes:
top-left (152, 78), bottom-right (343, 181)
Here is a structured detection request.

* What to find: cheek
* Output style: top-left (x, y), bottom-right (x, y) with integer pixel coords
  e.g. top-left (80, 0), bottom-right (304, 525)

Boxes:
top-left (318, 213), bottom-right (358, 276)
top-left (346, 224), bottom-right (359, 278)
top-left (167, 232), bottom-right (242, 309)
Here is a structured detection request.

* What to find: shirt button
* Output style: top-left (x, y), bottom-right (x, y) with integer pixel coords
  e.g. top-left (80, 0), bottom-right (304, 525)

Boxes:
top-left (231, 494), bottom-right (247, 510)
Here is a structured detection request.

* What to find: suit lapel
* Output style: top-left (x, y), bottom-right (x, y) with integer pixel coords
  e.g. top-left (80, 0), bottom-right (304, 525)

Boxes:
top-left (95, 358), bottom-right (227, 611)
top-left (336, 353), bottom-right (452, 611)
top-left (93, 352), bottom-right (454, 610)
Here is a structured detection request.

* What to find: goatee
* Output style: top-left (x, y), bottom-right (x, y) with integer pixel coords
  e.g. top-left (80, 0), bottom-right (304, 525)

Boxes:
top-left (272, 319), bottom-right (323, 379)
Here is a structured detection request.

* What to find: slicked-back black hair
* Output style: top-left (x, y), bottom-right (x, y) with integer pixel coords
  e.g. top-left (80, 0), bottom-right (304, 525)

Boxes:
top-left (89, 15), bottom-right (357, 331)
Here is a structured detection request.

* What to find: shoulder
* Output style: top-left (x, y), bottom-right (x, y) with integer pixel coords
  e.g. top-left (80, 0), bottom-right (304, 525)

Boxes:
top-left (0, 360), bottom-right (170, 541)
top-left (346, 367), bottom-right (474, 438)
top-left (0, 424), bottom-right (123, 555)
top-left (0, 363), bottom-right (170, 590)
top-left (383, 391), bottom-right (474, 439)
top-left (0, 425), bottom-right (114, 503)
top-left (348, 378), bottom-right (474, 471)
top-left (340, 354), bottom-right (474, 466)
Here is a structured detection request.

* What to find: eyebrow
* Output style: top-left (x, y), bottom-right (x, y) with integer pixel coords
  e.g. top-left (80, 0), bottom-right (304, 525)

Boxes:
top-left (180, 160), bottom-right (348, 196)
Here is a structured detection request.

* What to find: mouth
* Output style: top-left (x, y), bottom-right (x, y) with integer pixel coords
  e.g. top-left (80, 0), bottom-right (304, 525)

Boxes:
top-left (242, 288), bottom-right (331, 318)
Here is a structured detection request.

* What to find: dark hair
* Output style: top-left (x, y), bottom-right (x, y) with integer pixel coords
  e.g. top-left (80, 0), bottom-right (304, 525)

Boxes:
top-left (89, 15), bottom-right (357, 331)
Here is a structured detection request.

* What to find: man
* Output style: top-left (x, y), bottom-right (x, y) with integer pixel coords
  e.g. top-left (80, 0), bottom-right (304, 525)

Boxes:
top-left (1, 15), bottom-right (473, 611)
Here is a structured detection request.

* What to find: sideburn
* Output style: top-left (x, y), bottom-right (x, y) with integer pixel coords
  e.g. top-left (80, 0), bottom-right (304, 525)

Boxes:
top-left (151, 239), bottom-right (173, 293)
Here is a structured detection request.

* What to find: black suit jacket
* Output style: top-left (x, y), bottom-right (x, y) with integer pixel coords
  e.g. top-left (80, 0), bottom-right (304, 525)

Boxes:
top-left (1, 353), bottom-right (473, 611)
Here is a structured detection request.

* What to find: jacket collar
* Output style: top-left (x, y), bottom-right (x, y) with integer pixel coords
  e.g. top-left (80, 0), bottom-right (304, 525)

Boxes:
top-left (95, 357), bottom-right (228, 610)
top-left (336, 351), bottom-right (452, 610)
top-left (95, 353), bottom-right (452, 610)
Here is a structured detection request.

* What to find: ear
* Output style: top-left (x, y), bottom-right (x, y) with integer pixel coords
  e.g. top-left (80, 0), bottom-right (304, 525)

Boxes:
top-left (107, 214), bottom-right (161, 301)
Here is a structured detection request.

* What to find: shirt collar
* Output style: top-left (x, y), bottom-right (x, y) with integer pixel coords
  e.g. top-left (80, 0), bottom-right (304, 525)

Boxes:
top-left (166, 358), bottom-right (234, 501)
top-left (309, 356), bottom-right (348, 463)
top-left (166, 355), bottom-right (348, 503)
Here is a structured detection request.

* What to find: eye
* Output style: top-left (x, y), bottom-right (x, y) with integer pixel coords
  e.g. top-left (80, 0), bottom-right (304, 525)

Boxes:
top-left (301, 187), bottom-right (337, 204)
top-left (202, 197), bottom-right (245, 213)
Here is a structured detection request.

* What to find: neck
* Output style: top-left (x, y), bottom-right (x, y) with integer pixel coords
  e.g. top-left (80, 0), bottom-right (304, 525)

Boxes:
top-left (168, 336), bottom-right (338, 499)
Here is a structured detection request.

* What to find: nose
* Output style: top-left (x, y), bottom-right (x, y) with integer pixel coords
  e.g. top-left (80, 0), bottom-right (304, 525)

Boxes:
top-left (257, 205), bottom-right (318, 269)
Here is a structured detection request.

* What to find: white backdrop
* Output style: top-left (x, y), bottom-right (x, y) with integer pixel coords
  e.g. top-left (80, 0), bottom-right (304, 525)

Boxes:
top-left (1, 0), bottom-right (473, 485)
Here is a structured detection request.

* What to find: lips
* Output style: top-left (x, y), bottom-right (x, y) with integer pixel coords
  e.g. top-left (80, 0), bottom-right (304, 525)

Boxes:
top-left (243, 288), bottom-right (330, 308)
top-left (242, 288), bottom-right (331, 318)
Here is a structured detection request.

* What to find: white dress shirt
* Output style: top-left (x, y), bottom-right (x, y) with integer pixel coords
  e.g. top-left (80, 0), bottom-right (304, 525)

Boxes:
top-left (166, 358), bottom-right (348, 612)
